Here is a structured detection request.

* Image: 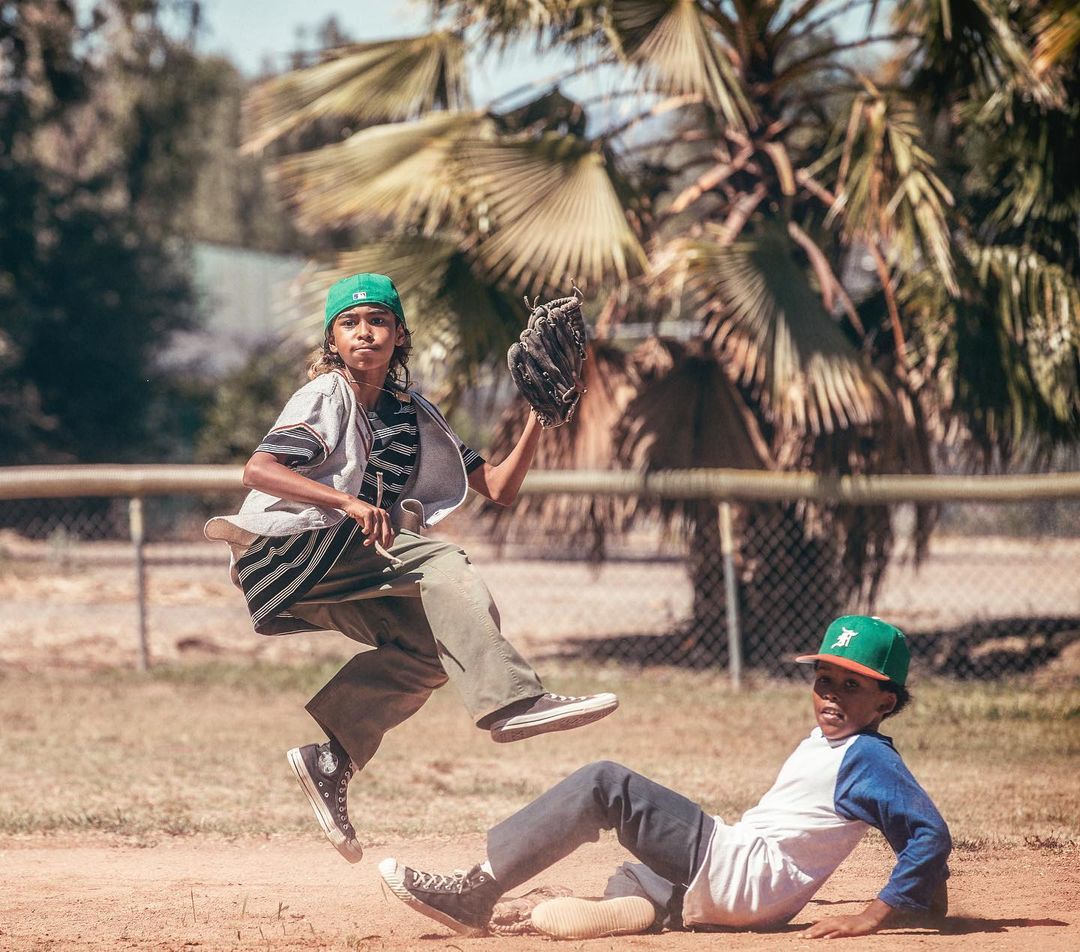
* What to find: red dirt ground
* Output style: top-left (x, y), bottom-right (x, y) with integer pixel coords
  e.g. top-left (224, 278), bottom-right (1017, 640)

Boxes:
top-left (2, 834), bottom-right (1076, 951)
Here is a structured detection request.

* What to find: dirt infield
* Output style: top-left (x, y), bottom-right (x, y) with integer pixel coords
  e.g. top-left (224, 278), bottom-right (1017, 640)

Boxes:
top-left (1, 541), bottom-right (1078, 951)
top-left (2, 835), bottom-right (1077, 950)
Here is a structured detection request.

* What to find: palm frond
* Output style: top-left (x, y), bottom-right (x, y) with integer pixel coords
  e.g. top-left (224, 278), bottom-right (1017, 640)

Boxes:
top-left (969, 243), bottom-right (1080, 425)
top-left (903, 241), bottom-right (1080, 462)
top-left (1033, 1), bottom-right (1080, 75)
top-left (897, 0), bottom-right (1060, 106)
top-left (271, 112), bottom-right (489, 233)
top-left (457, 133), bottom-right (648, 292)
top-left (620, 338), bottom-right (772, 473)
top-left (666, 226), bottom-right (883, 435)
top-left (608, 0), bottom-right (755, 130)
top-left (243, 33), bottom-right (470, 152)
top-left (829, 88), bottom-right (956, 294)
top-left (434, 0), bottom-right (606, 46)
top-left (959, 83), bottom-right (1080, 237)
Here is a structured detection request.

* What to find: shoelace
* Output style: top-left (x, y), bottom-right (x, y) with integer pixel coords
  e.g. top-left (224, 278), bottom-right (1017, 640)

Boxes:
top-left (316, 745), bottom-right (355, 834)
top-left (335, 765), bottom-right (354, 832)
top-left (545, 693), bottom-right (580, 702)
top-left (411, 869), bottom-right (469, 892)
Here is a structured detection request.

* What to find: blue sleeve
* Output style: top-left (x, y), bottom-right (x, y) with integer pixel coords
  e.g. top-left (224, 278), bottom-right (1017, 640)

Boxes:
top-left (834, 734), bottom-right (951, 912)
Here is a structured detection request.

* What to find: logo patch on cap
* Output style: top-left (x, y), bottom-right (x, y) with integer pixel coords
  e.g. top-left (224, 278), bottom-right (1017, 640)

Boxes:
top-left (352, 291), bottom-right (367, 301)
top-left (831, 627), bottom-right (859, 648)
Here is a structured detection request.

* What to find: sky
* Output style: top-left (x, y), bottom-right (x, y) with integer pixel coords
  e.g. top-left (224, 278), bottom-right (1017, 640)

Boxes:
top-left (198, 0), bottom-right (429, 71)
top-left (195, 0), bottom-right (579, 107)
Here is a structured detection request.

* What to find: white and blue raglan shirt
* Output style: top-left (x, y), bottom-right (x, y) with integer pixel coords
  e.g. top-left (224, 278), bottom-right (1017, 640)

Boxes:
top-left (682, 727), bottom-right (951, 928)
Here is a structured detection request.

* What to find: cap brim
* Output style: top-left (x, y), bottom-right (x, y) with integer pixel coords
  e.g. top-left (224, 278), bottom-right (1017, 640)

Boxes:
top-left (794, 654), bottom-right (891, 681)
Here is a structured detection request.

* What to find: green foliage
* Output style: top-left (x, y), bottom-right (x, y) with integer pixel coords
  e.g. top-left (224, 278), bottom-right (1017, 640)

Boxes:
top-left (672, 224), bottom-right (881, 434)
top-left (194, 343), bottom-right (309, 464)
top-left (0, 1), bottom-right (213, 463)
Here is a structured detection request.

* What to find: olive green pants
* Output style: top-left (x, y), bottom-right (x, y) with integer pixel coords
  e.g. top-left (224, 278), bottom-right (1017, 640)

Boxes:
top-left (289, 529), bottom-right (544, 771)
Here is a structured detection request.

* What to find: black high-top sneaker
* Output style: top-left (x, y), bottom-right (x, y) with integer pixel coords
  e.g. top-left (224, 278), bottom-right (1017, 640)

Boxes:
top-left (287, 742), bottom-right (363, 862)
top-left (378, 859), bottom-right (502, 935)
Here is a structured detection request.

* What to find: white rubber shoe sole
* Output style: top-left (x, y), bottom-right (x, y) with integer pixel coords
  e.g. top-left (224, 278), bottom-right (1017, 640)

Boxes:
top-left (286, 747), bottom-right (364, 863)
top-left (490, 693), bottom-right (619, 743)
top-left (531, 896), bottom-right (656, 940)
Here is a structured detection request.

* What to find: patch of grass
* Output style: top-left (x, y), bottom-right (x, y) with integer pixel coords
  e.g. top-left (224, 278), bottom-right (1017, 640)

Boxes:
top-left (0, 663), bottom-right (1077, 848)
top-left (94, 659), bottom-right (349, 696)
top-left (1023, 833), bottom-right (1079, 852)
top-left (911, 682), bottom-right (1080, 723)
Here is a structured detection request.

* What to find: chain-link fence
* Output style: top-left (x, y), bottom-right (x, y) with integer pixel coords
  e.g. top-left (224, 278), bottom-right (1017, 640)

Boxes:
top-left (1, 468), bottom-right (1078, 682)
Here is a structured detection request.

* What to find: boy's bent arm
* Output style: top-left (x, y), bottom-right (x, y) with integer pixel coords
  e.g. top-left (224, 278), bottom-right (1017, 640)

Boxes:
top-left (801, 898), bottom-right (895, 939)
top-left (467, 412), bottom-right (543, 505)
top-left (834, 737), bottom-right (952, 915)
top-left (243, 452), bottom-right (395, 549)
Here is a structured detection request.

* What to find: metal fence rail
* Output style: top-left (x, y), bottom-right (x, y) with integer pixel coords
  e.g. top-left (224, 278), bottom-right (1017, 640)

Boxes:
top-left (1, 465), bottom-right (1078, 683)
top-left (5, 464), bottom-right (1080, 501)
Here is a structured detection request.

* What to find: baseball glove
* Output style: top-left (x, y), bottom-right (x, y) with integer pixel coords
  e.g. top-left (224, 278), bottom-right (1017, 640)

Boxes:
top-left (507, 289), bottom-right (588, 428)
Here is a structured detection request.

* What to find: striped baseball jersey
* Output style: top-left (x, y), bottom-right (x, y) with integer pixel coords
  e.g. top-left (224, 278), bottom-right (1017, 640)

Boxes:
top-left (222, 383), bottom-right (483, 635)
top-left (682, 727), bottom-right (951, 928)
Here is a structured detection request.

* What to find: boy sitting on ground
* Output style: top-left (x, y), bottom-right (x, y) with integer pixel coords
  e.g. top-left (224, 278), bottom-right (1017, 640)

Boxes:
top-left (378, 615), bottom-right (951, 940)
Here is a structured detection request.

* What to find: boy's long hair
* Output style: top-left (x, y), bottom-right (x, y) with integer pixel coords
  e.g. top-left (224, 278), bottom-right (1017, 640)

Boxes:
top-left (308, 318), bottom-right (413, 389)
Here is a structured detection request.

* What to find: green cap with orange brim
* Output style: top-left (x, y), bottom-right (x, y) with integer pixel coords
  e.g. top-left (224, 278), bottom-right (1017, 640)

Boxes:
top-left (796, 615), bottom-right (910, 685)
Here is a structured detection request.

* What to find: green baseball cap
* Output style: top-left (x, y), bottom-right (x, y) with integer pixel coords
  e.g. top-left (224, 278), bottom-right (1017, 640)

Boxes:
top-left (796, 615), bottom-right (910, 685)
top-left (324, 273), bottom-right (406, 331)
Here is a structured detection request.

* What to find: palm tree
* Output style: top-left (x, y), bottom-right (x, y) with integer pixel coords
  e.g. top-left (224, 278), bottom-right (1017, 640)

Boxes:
top-left (241, 1), bottom-right (1079, 667)
top-left (895, 1), bottom-right (1080, 464)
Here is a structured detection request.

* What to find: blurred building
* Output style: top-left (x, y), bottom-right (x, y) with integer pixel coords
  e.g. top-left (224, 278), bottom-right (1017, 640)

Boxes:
top-left (166, 242), bottom-right (307, 376)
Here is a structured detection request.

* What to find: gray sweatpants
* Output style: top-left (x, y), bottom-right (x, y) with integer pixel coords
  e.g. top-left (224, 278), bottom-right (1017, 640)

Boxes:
top-left (487, 761), bottom-right (716, 930)
top-left (289, 529), bottom-right (544, 771)
top-left (489, 763), bottom-right (946, 931)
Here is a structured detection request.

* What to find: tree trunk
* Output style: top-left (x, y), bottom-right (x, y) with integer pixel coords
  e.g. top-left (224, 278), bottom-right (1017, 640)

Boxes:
top-left (678, 502), bottom-right (849, 672)
top-left (679, 504), bottom-right (731, 664)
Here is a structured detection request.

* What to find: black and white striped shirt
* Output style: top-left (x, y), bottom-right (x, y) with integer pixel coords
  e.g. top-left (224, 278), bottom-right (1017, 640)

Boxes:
top-left (358, 392), bottom-right (482, 509)
top-left (235, 391), bottom-right (484, 634)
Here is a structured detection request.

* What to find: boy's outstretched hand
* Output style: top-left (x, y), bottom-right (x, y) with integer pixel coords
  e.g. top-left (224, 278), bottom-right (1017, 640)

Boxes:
top-left (803, 880), bottom-right (948, 939)
top-left (801, 899), bottom-right (893, 939)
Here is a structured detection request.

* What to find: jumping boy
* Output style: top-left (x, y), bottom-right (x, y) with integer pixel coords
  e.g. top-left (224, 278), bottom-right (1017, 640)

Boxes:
top-left (378, 615), bottom-right (951, 940)
top-left (205, 273), bottom-right (617, 864)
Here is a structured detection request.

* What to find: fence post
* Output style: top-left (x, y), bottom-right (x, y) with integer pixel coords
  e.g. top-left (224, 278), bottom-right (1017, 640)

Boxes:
top-left (718, 501), bottom-right (743, 689)
top-left (128, 496), bottom-right (150, 672)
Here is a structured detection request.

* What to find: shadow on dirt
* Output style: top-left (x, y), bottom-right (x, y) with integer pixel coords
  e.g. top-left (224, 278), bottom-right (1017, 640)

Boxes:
top-left (937, 916), bottom-right (1069, 934)
top-left (561, 616), bottom-right (1080, 679)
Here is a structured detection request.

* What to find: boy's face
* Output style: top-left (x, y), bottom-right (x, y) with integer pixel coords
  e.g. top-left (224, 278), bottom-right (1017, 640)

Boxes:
top-left (811, 661), bottom-right (896, 740)
top-left (330, 305), bottom-right (406, 374)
